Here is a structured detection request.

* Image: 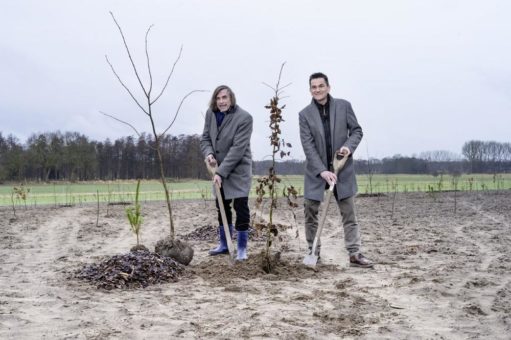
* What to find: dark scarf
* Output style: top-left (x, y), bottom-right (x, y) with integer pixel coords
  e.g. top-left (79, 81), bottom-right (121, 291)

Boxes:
top-left (214, 106), bottom-right (235, 127)
top-left (314, 95), bottom-right (333, 171)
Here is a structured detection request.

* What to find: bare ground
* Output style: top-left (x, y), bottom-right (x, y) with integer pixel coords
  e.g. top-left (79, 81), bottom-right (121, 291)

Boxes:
top-left (1, 190), bottom-right (510, 339)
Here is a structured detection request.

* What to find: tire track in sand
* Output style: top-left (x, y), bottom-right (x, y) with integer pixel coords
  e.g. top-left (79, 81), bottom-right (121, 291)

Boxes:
top-left (0, 207), bottom-right (82, 339)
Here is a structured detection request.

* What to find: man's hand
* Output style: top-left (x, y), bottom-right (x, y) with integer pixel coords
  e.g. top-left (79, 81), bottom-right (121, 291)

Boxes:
top-left (206, 154), bottom-right (217, 166)
top-left (339, 146), bottom-right (351, 157)
top-left (213, 174), bottom-right (222, 187)
top-left (320, 170), bottom-right (337, 186)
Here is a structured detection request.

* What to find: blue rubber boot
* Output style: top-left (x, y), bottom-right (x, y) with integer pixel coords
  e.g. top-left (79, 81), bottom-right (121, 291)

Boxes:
top-left (209, 225), bottom-right (233, 256)
top-left (236, 230), bottom-right (249, 261)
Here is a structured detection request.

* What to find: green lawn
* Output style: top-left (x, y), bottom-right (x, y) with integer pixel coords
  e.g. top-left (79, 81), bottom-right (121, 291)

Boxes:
top-left (1, 173), bottom-right (510, 207)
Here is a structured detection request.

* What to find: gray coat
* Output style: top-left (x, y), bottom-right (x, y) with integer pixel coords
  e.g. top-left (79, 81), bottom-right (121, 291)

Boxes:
top-left (299, 97), bottom-right (363, 201)
top-left (200, 105), bottom-right (253, 199)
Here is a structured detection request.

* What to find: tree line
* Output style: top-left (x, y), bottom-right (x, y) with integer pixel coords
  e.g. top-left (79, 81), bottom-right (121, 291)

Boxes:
top-left (0, 132), bottom-right (510, 182)
top-left (356, 141), bottom-right (511, 175)
top-left (0, 131), bottom-right (208, 182)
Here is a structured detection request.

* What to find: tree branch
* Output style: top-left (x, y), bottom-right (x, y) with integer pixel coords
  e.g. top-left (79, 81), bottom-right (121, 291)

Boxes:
top-left (145, 24), bottom-right (154, 96)
top-left (105, 55), bottom-right (149, 115)
top-left (277, 82), bottom-right (292, 96)
top-left (109, 11), bottom-right (148, 98)
top-left (160, 90), bottom-right (207, 136)
top-left (262, 82), bottom-right (276, 92)
top-left (100, 111), bottom-right (141, 137)
top-left (151, 45), bottom-right (183, 105)
top-left (275, 62), bottom-right (286, 94)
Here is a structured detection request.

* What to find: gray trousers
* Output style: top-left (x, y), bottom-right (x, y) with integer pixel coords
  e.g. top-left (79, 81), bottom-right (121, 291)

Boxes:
top-left (304, 195), bottom-right (361, 256)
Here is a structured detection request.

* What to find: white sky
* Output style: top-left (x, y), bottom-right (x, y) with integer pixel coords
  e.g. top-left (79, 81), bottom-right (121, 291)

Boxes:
top-left (1, 0), bottom-right (510, 160)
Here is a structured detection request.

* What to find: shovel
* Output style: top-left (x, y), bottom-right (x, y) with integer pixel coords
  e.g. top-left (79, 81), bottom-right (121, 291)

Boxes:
top-left (205, 160), bottom-right (236, 260)
top-left (303, 153), bottom-right (349, 267)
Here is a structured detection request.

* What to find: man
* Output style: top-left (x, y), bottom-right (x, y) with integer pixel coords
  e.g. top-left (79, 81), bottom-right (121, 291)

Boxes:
top-left (299, 72), bottom-right (373, 268)
top-left (200, 85), bottom-right (253, 261)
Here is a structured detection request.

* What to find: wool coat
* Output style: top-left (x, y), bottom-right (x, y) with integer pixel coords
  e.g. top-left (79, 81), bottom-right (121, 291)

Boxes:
top-left (200, 105), bottom-right (253, 200)
top-left (299, 96), bottom-right (363, 201)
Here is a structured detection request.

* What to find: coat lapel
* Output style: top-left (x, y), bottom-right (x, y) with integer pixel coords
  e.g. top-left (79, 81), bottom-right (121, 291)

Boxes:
top-left (218, 112), bottom-right (234, 136)
top-left (210, 113), bottom-right (219, 149)
top-left (308, 102), bottom-right (325, 141)
top-left (307, 102), bottom-right (327, 158)
top-left (329, 99), bottom-right (336, 153)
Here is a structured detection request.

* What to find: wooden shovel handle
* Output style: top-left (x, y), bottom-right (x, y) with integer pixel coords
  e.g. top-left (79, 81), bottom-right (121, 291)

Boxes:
top-left (204, 159), bottom-right (235, 259)
top-left (333, 153), bottom-right (349, 175)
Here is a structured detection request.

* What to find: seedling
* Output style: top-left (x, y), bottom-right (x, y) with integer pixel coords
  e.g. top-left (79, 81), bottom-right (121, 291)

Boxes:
top-left (126, 180), bottom-right (145, 250)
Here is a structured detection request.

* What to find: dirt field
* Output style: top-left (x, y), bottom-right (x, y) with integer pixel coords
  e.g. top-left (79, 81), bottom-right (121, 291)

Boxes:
top-left (1, 190), bottom-right (510, 339)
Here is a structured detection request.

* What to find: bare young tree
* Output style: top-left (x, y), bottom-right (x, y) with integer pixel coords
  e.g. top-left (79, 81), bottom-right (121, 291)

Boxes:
top-left (102, 12), bottom-right (204, 264)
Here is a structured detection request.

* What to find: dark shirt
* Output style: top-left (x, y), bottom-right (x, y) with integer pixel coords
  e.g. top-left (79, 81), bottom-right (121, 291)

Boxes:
top-left (214, 111), bottom-right (226, 127)
top-left (214, 106), bottom-right (236, 127)
top-left (314, 95), bottom-right (333, 172)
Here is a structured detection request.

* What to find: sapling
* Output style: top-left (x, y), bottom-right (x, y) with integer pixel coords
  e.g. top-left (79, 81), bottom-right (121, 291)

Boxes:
top-left (96, 190), bottom-right (100, 227)
top-left (10, 190), bottom-right (16, 219)
top-left (12, 184), bottom-right (30, 210)
top-left (126, 180), bottom-right (147, 251)
top-left (103, 12), bottom-right (202, 264)
top-left (390, 179), bottom-right (398, 221)
top-left (255, 63), bottom-right (296, 272)
top-left (53, 183), bottom-right (57, 209)
top-left (467, 177), bottom-right (474, 192)
top-left (437, 173), bottom-right (444, 192)
top-left (451, 172), bottom-right (460, 214)
top-left (427, 184), bottom-right (437, 202)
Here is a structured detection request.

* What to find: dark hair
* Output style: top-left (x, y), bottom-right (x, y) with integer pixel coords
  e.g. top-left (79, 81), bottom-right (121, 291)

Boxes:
top-left (209, 85), bottom-right (237, 112)
top-left (309, 72), bottom-right (329, 87)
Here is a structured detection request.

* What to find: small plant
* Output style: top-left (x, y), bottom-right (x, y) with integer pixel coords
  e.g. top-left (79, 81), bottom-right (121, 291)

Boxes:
top-left (436, 173), bottom-right (444, 192)
top-left (467, 177), bottom-right (474, 191)
top-left (106, 183), bottom-right (113, 216)
top-left (53, 182), bottom-right (57, 209)
top-left (10, 190), bottom-right (16, 219)
top-left (96, 189), bottom-right (100, 227)
top-left (126, 180), bottom-right (145, 250)
top-left (427, 184), bottom-right (437, 202)
top-left (282, 184), bottom-right (299, 238)
top-left (451, 172), bottom-right (461, 214)
top-left (12, 184), bottom-right (30, 210)
top-left (390, 179), bottom-right (398, 220)
top-left (195, 183), bottom-right (208, 209)
top-left (255, 62), bottom-right (295, 273)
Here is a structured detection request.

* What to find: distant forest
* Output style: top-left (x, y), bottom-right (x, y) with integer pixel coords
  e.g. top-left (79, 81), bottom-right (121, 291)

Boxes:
top-left (0, 131), bottom-right (510, 182)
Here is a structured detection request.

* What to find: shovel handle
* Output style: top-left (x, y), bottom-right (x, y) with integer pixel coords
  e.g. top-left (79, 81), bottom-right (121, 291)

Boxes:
top-left (333, 152), bottom-right (349, 174)
top-left (309, 153), bottom-right (348, 259)
top-left (205, 159), bottom-right (218, 177)
top-left (204, 159), bottom-right (235, 259)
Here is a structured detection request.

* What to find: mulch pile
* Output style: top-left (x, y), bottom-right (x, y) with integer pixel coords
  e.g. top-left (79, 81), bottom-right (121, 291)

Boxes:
top-left (76, 250), bottom-right (184, 290)
top-left (181, 225), bottom-right (217, 241)
top-left (182, 225), bottom-right (266, 242)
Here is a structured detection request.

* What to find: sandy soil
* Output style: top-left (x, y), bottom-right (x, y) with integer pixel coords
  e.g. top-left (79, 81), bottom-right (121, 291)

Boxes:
top-left (1, 190), bottom-right (510, 339)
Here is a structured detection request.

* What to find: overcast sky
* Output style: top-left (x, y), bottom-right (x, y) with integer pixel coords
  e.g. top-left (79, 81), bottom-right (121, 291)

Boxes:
top-left (1, 1), bottom-right (510, 160)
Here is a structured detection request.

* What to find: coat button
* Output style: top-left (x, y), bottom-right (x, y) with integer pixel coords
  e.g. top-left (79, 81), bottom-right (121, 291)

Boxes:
top-left (216, 151), bottom-right (220, 153)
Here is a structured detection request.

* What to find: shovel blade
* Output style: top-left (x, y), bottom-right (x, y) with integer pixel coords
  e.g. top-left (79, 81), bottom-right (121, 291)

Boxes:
top-left (303, 254), bottom-right (319, 267)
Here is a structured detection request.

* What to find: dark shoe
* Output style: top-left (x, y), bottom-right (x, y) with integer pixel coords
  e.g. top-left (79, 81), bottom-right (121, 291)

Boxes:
top-left (349, 253), bottom-right (374, 268)
top-left (209, 225), bottom-right (233, 256)
top-left (236, 230), bottom-right (249, 261)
